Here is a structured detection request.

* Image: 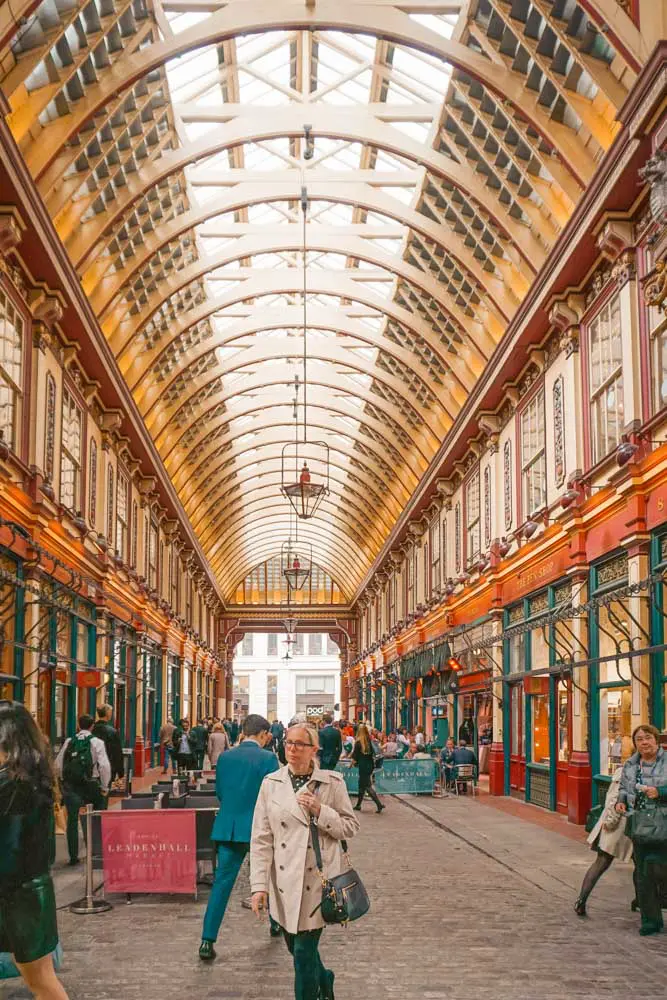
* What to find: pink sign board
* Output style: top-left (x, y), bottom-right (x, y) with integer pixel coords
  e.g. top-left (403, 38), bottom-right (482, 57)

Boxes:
top-left (101, 809), bottom-right (197, 895)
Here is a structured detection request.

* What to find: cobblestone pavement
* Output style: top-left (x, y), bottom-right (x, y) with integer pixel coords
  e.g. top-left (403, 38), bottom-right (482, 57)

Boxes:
top-left (3, 795), bottom-right (665, 1000)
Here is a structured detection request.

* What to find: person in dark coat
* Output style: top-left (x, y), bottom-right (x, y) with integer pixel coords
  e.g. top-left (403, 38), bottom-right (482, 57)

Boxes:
top-left (0, 701), bottom-right (70, 998)
top-left (91, 704), bottom-right (124, 785)
top-left (318, 715), bottom-right (342, 771)
top-left (229, 719), bottom-right (240, 745)
top-left (190, 720), bottom-right (209, 770)
top-left (351, 724), bottom-right (384, 813)
top-left (452, 740), bottom-right (477, 794)
top-left (171, 719), bottom-right (196, 771)
top-left (199, 715), bottom-right (279, 960)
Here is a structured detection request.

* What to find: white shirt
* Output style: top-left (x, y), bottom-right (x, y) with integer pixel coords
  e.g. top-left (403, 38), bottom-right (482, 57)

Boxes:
top-left (415, 732), bottom-right (425, 746)
top-left (397, 733), bottom-right (409, 745)
top-left (55, 730), bottom-right (112, 791)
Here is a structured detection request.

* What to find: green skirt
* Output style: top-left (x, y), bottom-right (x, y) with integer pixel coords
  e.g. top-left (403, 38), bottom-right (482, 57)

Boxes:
top-left (0, 874), bottom-right (58, 965)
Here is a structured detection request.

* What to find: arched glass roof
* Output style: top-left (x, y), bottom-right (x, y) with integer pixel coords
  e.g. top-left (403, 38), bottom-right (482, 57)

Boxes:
top-left (0, 0), bottom-right (642, 602)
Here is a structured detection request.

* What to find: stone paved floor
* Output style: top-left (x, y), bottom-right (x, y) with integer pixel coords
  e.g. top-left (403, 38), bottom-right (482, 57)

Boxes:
top-left (2, 794), bottom-right (666, 1000)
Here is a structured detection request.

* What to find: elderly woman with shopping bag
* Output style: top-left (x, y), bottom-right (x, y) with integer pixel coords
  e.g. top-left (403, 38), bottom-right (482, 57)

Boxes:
top-left (250, 722), bottom-right (359, 1000)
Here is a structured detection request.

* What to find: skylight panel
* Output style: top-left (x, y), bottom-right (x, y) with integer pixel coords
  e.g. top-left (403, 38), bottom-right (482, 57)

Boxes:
top-left (380, 186), bottom-right (415, 206)
top-left (392, 47), bottom-right (452, 96)
top-left (388, 120), bottom-right (432, 142)
top-left (409, 14), bottom-right (458, 40)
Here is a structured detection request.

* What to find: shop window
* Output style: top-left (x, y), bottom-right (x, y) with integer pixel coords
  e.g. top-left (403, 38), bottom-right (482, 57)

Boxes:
top-left (465, 469), bottom-right (480, 564)
top-left (182, 663), bottom-right (192, 722)
top-left (510, 684), bottom-right (525, 757)
top-left (60, 388), bottom-right (82, 510)
top-left (557, 680), bottom-right (570, 762)
top-left (597, 599), bottom-right (632, 775)
top-left (116, 469), bottom-right (129, 561)
top-left (588, 292), bottom-right (624, 463)
top-left (508, 629), bottom-right (525, 674)
top-left (530, 690), bottom-right (550, 764)
top-left (521, 388), bottom-right (546, 516)
top-left (0, 288), bottom-right (24, 452)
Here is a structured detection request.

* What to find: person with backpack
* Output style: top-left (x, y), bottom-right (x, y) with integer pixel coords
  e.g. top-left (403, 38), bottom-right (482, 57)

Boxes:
top-left (91, 704), bottom-right (124, 787)
top-left (55, 714), bottom-right (111, 866)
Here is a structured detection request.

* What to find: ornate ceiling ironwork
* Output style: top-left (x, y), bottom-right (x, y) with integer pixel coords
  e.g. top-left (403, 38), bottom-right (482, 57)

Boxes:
top-left (0, 0), bottom-right (642, 601)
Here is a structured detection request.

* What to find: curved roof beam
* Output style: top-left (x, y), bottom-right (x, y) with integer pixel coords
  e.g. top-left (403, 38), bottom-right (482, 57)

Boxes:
top-left (58, 107), bottom-right (548, 270)
top-left (156, 370), bottom-right (439, 459)
top-left (209, 521), bottom-right (372, 593)
top-left (148, 340), bottom-right (452, 444)
top-left (138, 313), bottom-right (474, 422)
top-left (22, 2), bottom-right (597, 186)
top-left (172, 406), bottom-right (427, 495)
top-left (106, 234), bottom-right (499, 357)
top-left (170, 400), bottom-right (430, 491)
top-left (194, 492), bottom-right (387, 561)
top-left (181, 437), bottom-right (414, 533)
top-left (125, 273), bottom-right (495, 400)
top-left (188, 454), bottom-right (406, 542)
top-left (89, 183), bottom-right (519, 324)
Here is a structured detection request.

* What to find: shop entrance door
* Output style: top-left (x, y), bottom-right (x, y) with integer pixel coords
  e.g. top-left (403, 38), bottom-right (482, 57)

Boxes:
top-left (509, 683), bottom-right (526, 793)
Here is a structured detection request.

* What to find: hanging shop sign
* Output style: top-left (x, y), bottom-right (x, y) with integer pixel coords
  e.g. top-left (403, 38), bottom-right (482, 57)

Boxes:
top-left (306, 705), bottom-right (325, 719)
top-left (101, 810), bottom-right (197, 896)
top-left (76, 669), bottom-right (101, 689)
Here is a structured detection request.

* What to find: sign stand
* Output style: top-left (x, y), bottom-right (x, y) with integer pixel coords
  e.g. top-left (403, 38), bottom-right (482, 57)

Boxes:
top-left (70, 805), bottom-right (113, 915)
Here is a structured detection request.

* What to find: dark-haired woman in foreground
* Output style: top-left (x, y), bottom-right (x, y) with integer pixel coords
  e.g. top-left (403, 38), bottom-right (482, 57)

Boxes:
top-left (0, 700), bottom-right (69, 998)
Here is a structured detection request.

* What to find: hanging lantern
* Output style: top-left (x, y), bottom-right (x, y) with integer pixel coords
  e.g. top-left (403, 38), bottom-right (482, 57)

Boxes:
top-left (281, 442), bottom-right (330, 519)
top-left (281, 539), bottom-right (312, 591)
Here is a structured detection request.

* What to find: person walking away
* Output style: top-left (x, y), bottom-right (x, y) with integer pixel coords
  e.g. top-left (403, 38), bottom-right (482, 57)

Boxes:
top-left (199, 715), bottom-right (279, 960)
top-left (452, 739), bottom-right (477, 794)
top-left (171, 719), bottom-right (196, 773)
top-left (0, 702), bottom-right (70, 999)
top-left (55, 714), bottom-right (111, 866)
top-left (351, 724), bottom-right (384, 813)
top-left (270, 719), bottom-right (285, 753)
top-left (91, 704), bottom-right (124, 789)
top-left (574, 765), bottom-right (633, 916)
top-left (229, 719), bottom-right (240, 746)
top-left (158, 716), bottom-right (176, 774)
top-left (190, 720), bottom-right (209, 770)
top-left (616, 724), bottom-right (667, 936)
top-left (250, 723), bottom-right (359, 1000)
top-left (223, 718), bottom-right (233, 743)
top-left (208, 722), bottom-right (230, 769)
top-left (318, 714), bottom-right (342, 771)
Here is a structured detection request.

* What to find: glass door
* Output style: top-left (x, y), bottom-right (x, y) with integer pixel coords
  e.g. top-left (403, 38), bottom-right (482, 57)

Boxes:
top-left (509, 683), bottom-right (525, 792)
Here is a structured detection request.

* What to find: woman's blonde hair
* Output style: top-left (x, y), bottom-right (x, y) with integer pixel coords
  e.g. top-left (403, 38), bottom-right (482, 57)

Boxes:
top-left (287, 723), bottom-right (320, 749)
top-left (357, 724), bottom-right (371, 754)
top-left (213, 722), bottom-right (224, 732)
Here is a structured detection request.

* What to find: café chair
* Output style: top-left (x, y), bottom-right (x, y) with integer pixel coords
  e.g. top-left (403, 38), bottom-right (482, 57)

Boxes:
top-left (453, 763), bottom-right (478, 797)
top-left (121, 798), bottom-right (154, 810)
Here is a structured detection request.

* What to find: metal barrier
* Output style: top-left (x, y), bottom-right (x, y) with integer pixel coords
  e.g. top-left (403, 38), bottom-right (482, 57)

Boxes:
top-left (336, 758), bottom-right (439, 795)
top-left (69, 805), bottom-right (113, 915)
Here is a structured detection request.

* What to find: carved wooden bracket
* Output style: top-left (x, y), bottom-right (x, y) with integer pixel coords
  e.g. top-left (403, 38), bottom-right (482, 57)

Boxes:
top-left (0, 210), bottom-right (23, 253)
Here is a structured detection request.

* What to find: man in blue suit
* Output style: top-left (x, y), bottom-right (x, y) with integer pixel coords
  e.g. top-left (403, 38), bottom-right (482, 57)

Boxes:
top-left (199, 714), bottom-right (279, 961)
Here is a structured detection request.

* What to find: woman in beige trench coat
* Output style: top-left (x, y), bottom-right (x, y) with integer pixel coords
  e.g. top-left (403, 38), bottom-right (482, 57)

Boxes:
top-left (250, 723), bottom-right (359, 1000)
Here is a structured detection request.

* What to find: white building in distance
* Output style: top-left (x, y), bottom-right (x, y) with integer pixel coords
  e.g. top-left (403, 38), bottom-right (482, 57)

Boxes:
top-left (232, 632), bottom-right (341, 725)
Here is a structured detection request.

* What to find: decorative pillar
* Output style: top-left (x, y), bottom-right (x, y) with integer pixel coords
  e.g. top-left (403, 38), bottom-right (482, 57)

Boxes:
top-left (567, 571), bottom-right (592, 824)
top-left (488, 613), bottom-right (505, 795)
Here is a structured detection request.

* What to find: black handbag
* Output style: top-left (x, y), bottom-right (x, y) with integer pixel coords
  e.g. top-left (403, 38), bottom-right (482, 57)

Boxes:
top-left (627, 803), bottom-right (667, 847)
top-left (309, 818), bottom-right (370, 924)
top-left (584, 804), bottom-right (603, 834)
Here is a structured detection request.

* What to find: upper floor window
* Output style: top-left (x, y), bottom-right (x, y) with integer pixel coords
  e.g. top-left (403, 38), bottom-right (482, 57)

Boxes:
top-left (61, 388), bottom-right (82, 510)
top-left (0, 289), bottom-right (24, 453)
top-left (645, 247), bottom-right (667, 413)
top-left (589, 292), bottom-right (624, 463)
top-left (116, 469), bottom-right (129, 560)
top-left (406, 545), bottom-right (415, 613)
top-left (465, 470), bottom-right (480, 563)
top-left (521, 388), bottom-right (546, 517)
top-left (429, 516), bottom-right (441, 592)
top-left (388, 572), bottom-right (396, 625)
top-left (147, 521), bottom-right (158, 590)
top-left (267, 633), bottom-right (278, 656)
